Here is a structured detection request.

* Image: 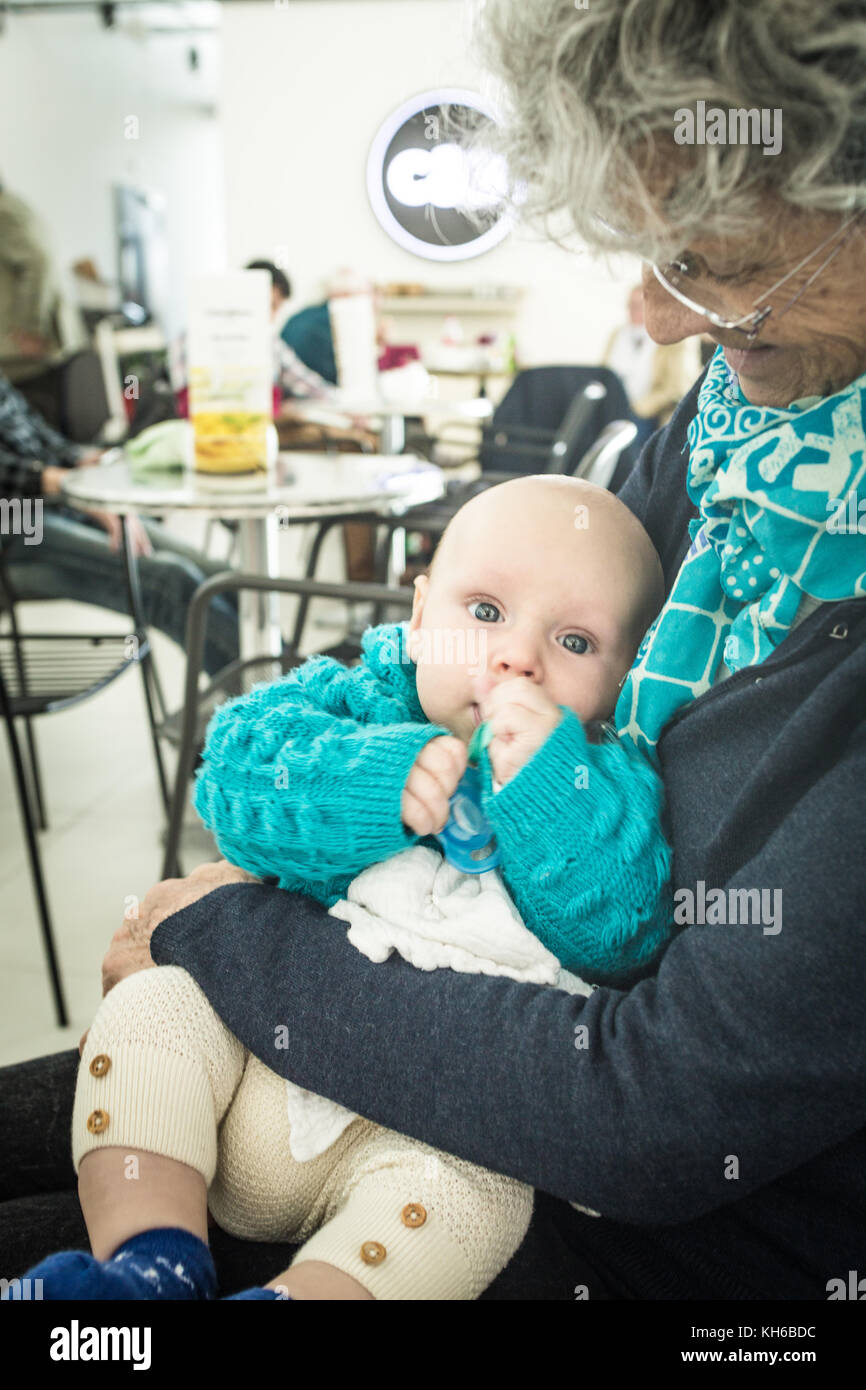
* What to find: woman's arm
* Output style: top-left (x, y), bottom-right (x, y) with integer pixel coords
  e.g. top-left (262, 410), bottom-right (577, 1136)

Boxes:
top-left (151, 722), bottom-right (866, 1225)
top-left (478, 710), bottom-right (673, 982)
top-left (193, 628), bottom-right (450, 896)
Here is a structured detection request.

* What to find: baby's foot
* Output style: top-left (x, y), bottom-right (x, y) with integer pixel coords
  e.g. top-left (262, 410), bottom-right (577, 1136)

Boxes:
top-left (4, 1228), bottom-right (217, 1301)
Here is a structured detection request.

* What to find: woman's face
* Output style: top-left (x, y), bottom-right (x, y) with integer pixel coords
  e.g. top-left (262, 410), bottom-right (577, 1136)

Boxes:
top-left (641, 208), bottom-right (866, 407)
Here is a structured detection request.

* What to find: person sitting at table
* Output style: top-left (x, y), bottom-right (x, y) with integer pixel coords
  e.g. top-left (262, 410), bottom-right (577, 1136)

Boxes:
top-left (0, 370), bottom-right (239, 677)
top-left (243, 260), bottom-right (338, 406)
top-left (281, 301), bottom-right (338, 388)
top-left (246, 257), bottom-right (339, 388)
top-left (0, 178), bottom-right (78, 429)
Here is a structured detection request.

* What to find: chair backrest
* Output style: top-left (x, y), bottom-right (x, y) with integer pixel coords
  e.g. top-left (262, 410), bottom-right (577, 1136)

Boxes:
top-left (479, 365), bottom-right (632, 475)
top-left (571, 418), bottom-right (639, 489)
top-left (93, 319), bottom-right (168, 443)
top-left (58, 349), bottom-right (112, 443)
top-left (544, 382), bottom-right (608, 475)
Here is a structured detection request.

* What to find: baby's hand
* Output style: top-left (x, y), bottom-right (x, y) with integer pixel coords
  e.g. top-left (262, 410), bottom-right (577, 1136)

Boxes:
top-left (475, 676), bottom-right (564, 785)
top-left (401, 736), bottom-right (468, 837)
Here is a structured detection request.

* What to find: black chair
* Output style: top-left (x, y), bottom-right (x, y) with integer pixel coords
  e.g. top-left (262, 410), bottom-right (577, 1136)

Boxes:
top-left (58, 349), bottom-right (113, 444)
top-left (0, 520), bottom-right (170, 1025)
top-left (160, 574), bottom-right (414, 880)
top-left (406, 364), bottom-right (635, 469)
top-left (477, 365), bottom-right (633, 474)
top-left (14, 348), bottom-right (115, 444)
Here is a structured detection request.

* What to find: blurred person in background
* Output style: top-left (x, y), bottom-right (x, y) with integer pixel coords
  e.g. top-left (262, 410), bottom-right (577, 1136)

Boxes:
top-left (0, 370), bottom-right (238, 676)
top-left (243, 259), bottom-right (338, 403)
top-left (0, 179), bottom-right (69, 427)
top-left (604, 285), bottom-right (702, 446)
top-left (250, 257), bottom-right (339, 388)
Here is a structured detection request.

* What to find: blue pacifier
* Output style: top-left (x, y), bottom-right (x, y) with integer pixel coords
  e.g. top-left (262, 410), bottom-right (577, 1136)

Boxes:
top-left (434, 722), bottom-right (500, 875)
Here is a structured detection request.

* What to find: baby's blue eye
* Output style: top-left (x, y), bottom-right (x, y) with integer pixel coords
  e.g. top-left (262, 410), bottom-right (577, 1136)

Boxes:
top-left (469, 601), bottom-right (501, 623)
top-left (559, 633), bottom-right (590, 655)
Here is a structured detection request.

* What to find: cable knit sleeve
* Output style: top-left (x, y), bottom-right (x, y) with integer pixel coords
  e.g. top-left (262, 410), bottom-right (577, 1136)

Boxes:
top-left (193, 623), bottom-right (451, 904)
top-left (478, 710), bottom-right (675, 983)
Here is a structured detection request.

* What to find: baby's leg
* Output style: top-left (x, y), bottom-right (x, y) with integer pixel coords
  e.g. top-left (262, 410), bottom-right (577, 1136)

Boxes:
top-left (74, 965), bottom-right (246, 1254)
top-left (268, 1128), bottom-right (534, 1301)
top-left (78, 1150), bottom-right (208, 1262)
top-left (202, 1053), bottom-right (373, 1299)
top-left (16, 966), bottom-right (247, 1299)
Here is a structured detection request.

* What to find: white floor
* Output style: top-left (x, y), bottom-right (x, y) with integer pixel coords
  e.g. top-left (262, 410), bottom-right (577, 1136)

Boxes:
top-left (0, 513), bottom-right (354, 1066)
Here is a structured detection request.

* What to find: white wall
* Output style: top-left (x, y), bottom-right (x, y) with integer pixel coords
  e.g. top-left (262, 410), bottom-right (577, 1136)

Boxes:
top-left (220, 0), bottom-right (641, 366)
top-left (0, 0), bottom-right (642, 362)
top-left (0, 7), bottom-right (226, 338)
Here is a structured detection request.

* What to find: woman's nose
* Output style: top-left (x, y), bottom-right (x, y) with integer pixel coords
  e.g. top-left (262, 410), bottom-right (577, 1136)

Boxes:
top-left (641, 264), bottom-right (710, 343)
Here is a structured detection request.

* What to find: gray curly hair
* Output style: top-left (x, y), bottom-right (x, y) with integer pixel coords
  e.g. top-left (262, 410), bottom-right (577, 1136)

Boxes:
top-left (473, 0), bottom-right (866, 261)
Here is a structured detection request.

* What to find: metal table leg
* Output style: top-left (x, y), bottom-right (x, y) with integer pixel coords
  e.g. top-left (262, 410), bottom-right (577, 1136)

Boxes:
top-left (379, 411), bottom-right (406, 455)
top-left (388, 524), bottom-right (407, 586)
top-left (237, 514), bottom-right (282, 661)
top-left (120, 517), bottom-right (170, 814)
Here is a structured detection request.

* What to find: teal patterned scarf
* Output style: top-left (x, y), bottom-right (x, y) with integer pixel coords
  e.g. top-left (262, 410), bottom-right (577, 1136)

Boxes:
top-left (616, 345), bottom-right (866, 758)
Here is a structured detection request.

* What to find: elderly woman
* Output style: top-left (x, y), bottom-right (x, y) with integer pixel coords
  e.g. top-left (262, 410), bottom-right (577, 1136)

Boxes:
top-left (3, 0), bottom-right (865, 1301)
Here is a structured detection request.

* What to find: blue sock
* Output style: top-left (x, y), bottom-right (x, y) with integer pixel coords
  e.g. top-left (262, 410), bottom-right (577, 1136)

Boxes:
top-left (224, 1287), bottom-right (287, 1300)
top-left (8, 1228), bottom-right (217, 1301)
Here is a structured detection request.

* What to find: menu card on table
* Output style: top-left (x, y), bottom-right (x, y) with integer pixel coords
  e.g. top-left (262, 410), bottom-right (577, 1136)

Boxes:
top-left (188, 271), bottom-right (272, 474)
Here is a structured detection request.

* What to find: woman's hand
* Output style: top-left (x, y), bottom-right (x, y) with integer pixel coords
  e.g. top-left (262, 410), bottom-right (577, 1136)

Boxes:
top-left (81, 861), bottom-right (255, 1054)
top-left (401, 736), bottom-right (467, 836)
top-left (100, 860), bottom-right (258, 998)
top-left (475, 676), bottom-right (564, 786)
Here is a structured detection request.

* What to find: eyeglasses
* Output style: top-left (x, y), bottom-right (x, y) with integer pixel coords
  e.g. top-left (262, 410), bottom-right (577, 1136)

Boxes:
top-left (650, 212), bottom-right (863, 341)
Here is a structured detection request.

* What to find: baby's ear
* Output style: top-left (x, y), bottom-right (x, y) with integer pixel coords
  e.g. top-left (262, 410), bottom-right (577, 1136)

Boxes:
top-left (406, 575), bottom-right (429, 664)
top-left (409, 573), bottom-right (428, 624)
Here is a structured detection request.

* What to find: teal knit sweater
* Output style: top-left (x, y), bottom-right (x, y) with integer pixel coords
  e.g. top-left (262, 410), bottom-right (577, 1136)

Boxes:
top-left (193, 622), bottom-right (674, 984)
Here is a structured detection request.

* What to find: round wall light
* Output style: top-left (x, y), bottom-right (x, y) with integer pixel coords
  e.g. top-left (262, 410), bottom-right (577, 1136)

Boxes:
top-left (367, 89), bottom-right (512, 262)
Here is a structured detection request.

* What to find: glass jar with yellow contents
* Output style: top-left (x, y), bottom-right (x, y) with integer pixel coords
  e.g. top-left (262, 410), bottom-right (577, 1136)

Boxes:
top-left (187, 272), bottom-right (274, 477)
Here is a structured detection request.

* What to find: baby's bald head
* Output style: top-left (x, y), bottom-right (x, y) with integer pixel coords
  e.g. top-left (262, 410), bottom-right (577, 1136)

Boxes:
top-left (429, 476), bottom-right (663, 649)
top-left (409, 475), bottom-right (665, 738)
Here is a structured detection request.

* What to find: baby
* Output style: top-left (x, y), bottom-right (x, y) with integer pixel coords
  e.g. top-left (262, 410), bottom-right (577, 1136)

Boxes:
top-left (22, 475), bottom-right (672, 1303)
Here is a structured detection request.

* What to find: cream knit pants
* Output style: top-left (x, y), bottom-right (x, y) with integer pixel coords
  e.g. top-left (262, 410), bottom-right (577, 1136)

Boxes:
top-left (72, 966), bottom-right (533, 1300)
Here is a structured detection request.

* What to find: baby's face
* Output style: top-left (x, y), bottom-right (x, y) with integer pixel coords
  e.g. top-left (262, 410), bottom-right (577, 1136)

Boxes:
top-left (408, 481), bottom-right (657, 743)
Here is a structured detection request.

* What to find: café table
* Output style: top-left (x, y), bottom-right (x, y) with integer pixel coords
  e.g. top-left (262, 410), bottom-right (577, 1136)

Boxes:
top-left (286, 393), bottom-right (494, 455)
top-left (422, 363), bottom-right (510, 399)
top-left (61, 450), bottom-right (444, 664)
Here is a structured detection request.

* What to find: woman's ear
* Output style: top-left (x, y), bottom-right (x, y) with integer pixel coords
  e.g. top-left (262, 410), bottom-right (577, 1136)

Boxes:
top-left (407, 574), bottom-right (429, 662)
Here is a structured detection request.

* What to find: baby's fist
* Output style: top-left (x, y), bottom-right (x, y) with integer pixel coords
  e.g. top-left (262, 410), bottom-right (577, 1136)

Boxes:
top-left (476, 677), bottom-right (563, 785)
top-left (401, 736), bottom-right (467, 837)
